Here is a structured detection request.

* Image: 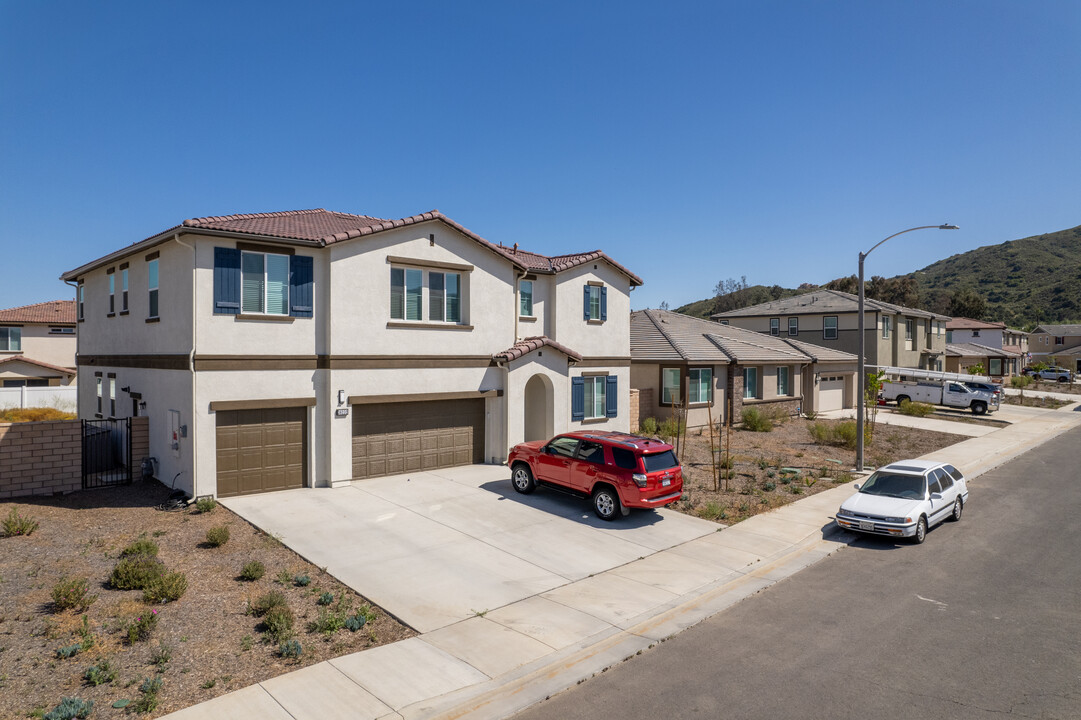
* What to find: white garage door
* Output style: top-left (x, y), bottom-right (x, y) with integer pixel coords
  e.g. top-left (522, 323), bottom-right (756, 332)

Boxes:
top-left (819, 377), bottom-right (845, 412)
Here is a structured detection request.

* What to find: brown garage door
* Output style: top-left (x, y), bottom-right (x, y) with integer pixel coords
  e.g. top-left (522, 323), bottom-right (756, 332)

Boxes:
top-left (216, 407), bottom-right (307, 497)
top-left (352, 399), bottom-right (484, 480)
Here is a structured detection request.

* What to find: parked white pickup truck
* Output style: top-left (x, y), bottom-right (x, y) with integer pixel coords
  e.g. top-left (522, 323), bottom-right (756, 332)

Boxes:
top-left (874, 366), bottom-right (1000, 415)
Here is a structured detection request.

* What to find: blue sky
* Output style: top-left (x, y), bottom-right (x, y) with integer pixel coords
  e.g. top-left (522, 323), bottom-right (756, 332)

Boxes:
top-left (2, 0), bottom-right (1079, 312)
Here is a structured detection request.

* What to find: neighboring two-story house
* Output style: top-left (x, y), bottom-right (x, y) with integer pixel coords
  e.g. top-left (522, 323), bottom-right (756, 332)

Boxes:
top-left (61, 209), bottom-right (641, 499)
top-left (1028, 324), bottom-right (1081, 373)
top-left (0, 300), bottom-right (77, 387)
top-left (944, 318), bottom-right (1027, 377)
top-left (713, 289), bottom-right (949, 371)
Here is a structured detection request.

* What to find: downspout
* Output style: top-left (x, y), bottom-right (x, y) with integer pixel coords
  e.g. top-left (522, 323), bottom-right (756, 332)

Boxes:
top-left (63, 279), bottom-right (80, 418)
top-left (174, 233), bottom-right (198, 497)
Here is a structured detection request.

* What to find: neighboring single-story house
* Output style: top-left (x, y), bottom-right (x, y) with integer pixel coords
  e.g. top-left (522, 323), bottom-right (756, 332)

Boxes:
top-left (946, 318), bottom-right (1027, 375)
top-left (0, 300), bottom-right (77, 386)
top-left (61, 208), bottom-right (642, 499)
top-left (944, 342), bottom-right (1012, 380)
top-left (630, 309), bottom-right (857, 429)
top-left (713, 289), bottom-right (949, 371)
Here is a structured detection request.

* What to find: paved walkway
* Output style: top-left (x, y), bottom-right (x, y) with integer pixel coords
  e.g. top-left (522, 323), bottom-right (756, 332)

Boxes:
top-left (162, 405), bottom-right (1081, 720)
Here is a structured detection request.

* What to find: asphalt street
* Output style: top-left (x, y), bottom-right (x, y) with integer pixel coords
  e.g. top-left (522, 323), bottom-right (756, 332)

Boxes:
top-left (513, 424), bottom-right (1081, 720)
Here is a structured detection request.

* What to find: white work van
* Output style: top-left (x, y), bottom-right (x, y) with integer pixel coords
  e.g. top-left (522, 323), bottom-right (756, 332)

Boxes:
top-left (876, 366), bottom-right (1000, 415)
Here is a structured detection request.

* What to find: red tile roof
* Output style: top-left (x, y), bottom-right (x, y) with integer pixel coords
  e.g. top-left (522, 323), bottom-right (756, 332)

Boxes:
top-left (946, 317), bottom-right (1006, 330)
top-left (65, 209), bottom-right (644, 286)
top-left (0, 300), bottom-right (76, 325)
top-left (494, 336), bottom-right (582, 363)
top-left (0, 355), bottom-right (76, 375)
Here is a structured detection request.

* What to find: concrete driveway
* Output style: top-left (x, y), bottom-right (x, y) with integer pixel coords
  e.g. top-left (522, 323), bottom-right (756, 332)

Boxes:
top-left (222, 465), bottom-right (717, 633)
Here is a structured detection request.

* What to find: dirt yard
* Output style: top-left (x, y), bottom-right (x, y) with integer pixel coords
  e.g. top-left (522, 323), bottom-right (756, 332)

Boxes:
top-left (1003, 393), bottom-right (1072, 409)
top-left (664, 416), bottom-right (965, 524)
top-left (0, 481), bottom-right (414, 719)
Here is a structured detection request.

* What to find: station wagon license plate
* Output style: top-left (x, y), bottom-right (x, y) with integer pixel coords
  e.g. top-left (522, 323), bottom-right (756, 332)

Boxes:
top-left (859, 521), bottom-right (875, 531)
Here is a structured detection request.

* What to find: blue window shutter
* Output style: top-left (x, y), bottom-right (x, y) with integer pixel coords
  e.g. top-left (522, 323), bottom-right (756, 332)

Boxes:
top-left (606, 375), bottom-right (618, 418)
top-left (289, 255), bottom-right (313, 318)
top-left (571, 377), bottom-right (585, 421)
top-left (213, 247), bottom-right (241, 315)
top-left (601, 287), bottom-right (607, 321)
top-left (583, 285), bottom-right (590, 320)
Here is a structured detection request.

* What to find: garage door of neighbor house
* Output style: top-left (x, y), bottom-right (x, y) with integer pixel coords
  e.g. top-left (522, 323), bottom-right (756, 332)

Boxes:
top-left (819, 377), bottom-right (845, 412)
top-left (216, 407), bottom-right (307, 497)
top-left (352, 399), bottom-right (485, 480)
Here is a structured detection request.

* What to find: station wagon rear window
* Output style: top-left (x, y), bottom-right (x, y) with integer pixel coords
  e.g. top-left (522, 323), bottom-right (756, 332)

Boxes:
top-left (642, 450), bottom-right (679, 472)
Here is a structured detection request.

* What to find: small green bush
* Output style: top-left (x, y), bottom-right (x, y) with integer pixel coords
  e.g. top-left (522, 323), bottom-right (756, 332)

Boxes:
top-left (696, 502), bottom-right (727, 522)
top-left (638, 416), bottom-right (659, 436)
top-left (131, 676), bottom-right (162, 713)
top-left (126, 609), bottom-right (159, 644)
top-left (808, 420), bottom-right (860, 450)
top-left (344, 614), bottom-right (367, 632)
top-left (657, 417), bottom-right (684, 440)
top-left (742, 407), bottom-right (773, 432)
top-left (239, 561), bottom-right (266, 582)
top-left (84, 659), bottom-right (117, 686)
top-left (194, 497), bottom-right (217, 514)
top-left (763, 481), bottom-right (777, 492)
top-left (110, 555), bottom-right (165, 590)
top-left (52, 577), bottom-right (97, 613)
top-left (249, 591), bottom-right (288, 617)
top-left (56, 643), bottom-right (82, 659)
top-left (293, 574), bottom-right (311, 587)
top-left (279, 638), bottom-right (303, 658)
top-left (205, 526), bottom-right (230, 547)
top-left (120, 537), bottom-right (159, 558)
top-left (263, 604), bottom-right (294, 642)
top-left (143, 571), bottom-right (188, 604)
top-left (2, 507), bottom-right (39, 537)
top-left (42, 697), bottom-right (93, 720)
top-left (151, 642), bottom-right (172, 672)
top-left (897, 399), bottom-right (935, 417)
top-left (307, 606), bottom-right (346, 635)
top-left (317, 592), bottom-right (334, 606)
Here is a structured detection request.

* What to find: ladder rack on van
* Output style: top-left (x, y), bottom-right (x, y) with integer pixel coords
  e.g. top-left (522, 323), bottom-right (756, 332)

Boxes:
top-left (870, 365), bottom-right (996, 385)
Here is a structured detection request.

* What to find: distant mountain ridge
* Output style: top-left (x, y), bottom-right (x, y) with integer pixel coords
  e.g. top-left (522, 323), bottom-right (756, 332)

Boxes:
top-left (675, 224), bottom-right (1081, 327)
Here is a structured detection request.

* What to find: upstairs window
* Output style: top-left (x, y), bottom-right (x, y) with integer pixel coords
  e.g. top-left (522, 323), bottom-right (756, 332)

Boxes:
top-left (823, 316), bottom-right (838, 340)
top-left (689, 367), bottom-right (712, 404)
top-left (429, 272), bottom-right (461, 323)
top-left (770, 318), bottom-right (779, 336)
top-left (972, 329), bottom-right (980, 338)
top-left (882, 317), bottom-right (891, 339)
top-left (905, 318), bottom-right (914, 340)
top-left (120, 267), bottom-right (129, 312)
top-left (0, 327), bottom-right (21, 352)
top-left (242, 251), bottom-right (290, 315)
top-left (946, 330), bottom-right (953, 343)
top-left (1055, 336), bottom-right (1065, 345)
top-left (520, 280), bottom-right (533, 317)
top-left (108, 272), bottom-right (115, 314)
top-left (391, 268), bottom-right (422, 320)
top-left (583, 284), bottom-right (607, 322)
top-left (788, 317), bottom-right (798, 336)
top-left (78, 284), bottom-right (84, 321)
top-left (147, 259), bottom-right (159, 319)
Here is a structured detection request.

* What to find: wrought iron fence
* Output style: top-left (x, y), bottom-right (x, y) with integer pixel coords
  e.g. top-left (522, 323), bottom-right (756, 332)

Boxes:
top-left (82, 417), bottom-right (132, 489)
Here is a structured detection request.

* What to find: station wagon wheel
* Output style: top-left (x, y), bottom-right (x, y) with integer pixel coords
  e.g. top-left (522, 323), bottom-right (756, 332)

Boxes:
top-left (511, 464), bottom-right (536, 494)
top-left (951, 498), bottom-right (963, 522)
top-left (912, 516), bottom-right (927, 544)
top-left (592, 486), bottom-right (621, 521)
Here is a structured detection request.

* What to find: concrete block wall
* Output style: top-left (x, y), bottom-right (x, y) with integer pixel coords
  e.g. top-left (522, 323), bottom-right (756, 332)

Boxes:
top-left (0, 416), bottom-right (150, 499)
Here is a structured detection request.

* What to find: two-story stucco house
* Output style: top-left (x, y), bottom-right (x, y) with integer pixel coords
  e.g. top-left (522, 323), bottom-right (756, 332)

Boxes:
top-left (713, 289), bottom-right (949, 371)
top-left (0, 300), bottom-right (77, 387)
top-left (1028, 324), bottom-right (1081, 373)
top-left (61, 209), bottom-right (641, 499)
top-left (944, 318), bottom-right (1027, 377)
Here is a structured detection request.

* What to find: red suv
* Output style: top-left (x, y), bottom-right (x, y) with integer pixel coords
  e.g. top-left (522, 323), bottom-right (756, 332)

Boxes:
top-left (507, 431), bottom-right (684, 521)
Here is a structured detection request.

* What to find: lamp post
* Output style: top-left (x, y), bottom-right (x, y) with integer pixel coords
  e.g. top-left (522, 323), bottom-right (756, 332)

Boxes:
top-left (856, 224), bottom-right (959, 472)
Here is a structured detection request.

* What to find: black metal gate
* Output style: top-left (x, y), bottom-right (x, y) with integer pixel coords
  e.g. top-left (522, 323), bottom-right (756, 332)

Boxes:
top-left (82, 418), bottom-right (132, 489)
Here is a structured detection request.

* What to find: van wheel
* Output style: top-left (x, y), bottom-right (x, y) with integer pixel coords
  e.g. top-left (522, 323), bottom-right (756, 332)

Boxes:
top-left (971, 402), bottom-right (987, 415)
top-left (592, 486), bottom-right (622, 521)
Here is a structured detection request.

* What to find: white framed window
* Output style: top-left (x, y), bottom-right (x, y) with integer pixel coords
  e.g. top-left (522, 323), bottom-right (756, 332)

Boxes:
top-left (391, 267), bottom-right (422, 321)
top-left (661, 368), bottom-right (681, 405)
top-left (49, 327), bottom-right (75, 334)
top-left (0, 327), bottom-right (21, 351)
top-left (823, 316), bottom-right (837, 340)
top-left (788, 317), bottom-right (798, 336)
top-left (391, 267), bottom-right (462, 323)
top-left (743, 367), bottom-right (758, 399)
top-left (121, 268), bottom-right (129, 312)
top-left (989, 358), bottom-right (1002, 375)
top-left (769, 318), bottom-right (779, 336)
top-left (777, 366), bottom-right (791, 396)
top-left (242, 251), bottom-right (290, 315)
top-left (428, 271), bottom-right (461, 323)
top-left (587, 285), bottom-right (602, 321)
top-left (108, 273), bottom-right (115, 314)
top-left (583, 376), bottom-right (606, 419)
top-left (905, 318), bottom-right (914, 340)
top-left (147, 259), bottom-right (159, 319)
top-left (519, 280), bottom-right (533, 317)
top-left (78, 283), bottom-right (84, 321)
top-left (882, 317), bottom-right (891, 339)
top-left (689, 367), bottom-right (712, 404)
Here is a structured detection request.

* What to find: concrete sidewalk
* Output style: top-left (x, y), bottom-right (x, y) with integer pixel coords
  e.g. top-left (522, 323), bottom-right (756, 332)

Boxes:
top-left (162, 406), bottom-right (1081, 720)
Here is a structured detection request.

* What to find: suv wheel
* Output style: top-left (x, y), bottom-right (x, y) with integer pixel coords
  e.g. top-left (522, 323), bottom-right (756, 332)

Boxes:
top-left (511, 463), bottom-right (536, 494)
top-left (592, 486), bottom-right (622, 521)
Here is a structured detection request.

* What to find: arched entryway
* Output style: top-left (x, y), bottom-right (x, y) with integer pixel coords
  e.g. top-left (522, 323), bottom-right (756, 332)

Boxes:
top-left (524, 374), bottom-right (554, 442)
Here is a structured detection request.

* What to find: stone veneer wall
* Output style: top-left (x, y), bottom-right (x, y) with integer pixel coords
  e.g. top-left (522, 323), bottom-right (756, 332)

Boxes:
top-left (629, 388), bottom-right (652, 432)
top-left (0, 416), bottom-right (149, 499)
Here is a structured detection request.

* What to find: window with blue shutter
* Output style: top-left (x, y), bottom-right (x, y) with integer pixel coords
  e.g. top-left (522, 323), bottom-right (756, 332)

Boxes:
top-left (583, 286), bottom-right (591, 321)
top-left (600, 287), bottom-right (607, 322)
top-left (289, 255), bottom-right (313, 318)
top-left (605, 375), bottom-right (618, 418)
top-left (213, 247), bottom-right (241, 315)
top-left (571, 377), bottom-right (584, 421)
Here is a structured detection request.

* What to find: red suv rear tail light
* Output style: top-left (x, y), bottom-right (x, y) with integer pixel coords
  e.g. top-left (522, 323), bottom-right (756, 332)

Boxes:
top-left (632, 473), bottom-right (648, 488)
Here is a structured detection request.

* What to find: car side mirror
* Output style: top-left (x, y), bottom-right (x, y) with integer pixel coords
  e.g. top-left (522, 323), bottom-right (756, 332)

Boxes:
top-left (931, 492), bottom-right (943, 500)
top-left (853, 483), bottom-right (860, 490)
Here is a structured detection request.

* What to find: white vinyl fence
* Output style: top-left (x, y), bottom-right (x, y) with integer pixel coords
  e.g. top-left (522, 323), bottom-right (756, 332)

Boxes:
top-left (0, 385), bottom-right (78, 413)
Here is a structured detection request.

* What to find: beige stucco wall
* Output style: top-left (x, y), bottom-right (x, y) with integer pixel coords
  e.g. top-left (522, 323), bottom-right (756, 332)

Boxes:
top-left (630, 362), bottom-right (729, 428)
top-left (1, 325), bottom-right (76, 370)
top-left (550, 263), bottom-right (632, 360)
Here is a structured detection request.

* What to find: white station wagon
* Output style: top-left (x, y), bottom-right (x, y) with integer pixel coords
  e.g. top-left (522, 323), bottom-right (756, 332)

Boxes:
top-left (835, 460), bottom-right (969, 544)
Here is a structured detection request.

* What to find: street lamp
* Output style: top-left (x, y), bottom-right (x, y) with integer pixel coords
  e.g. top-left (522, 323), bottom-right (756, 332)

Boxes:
top-left (856, 224), bottom-right (959, 472)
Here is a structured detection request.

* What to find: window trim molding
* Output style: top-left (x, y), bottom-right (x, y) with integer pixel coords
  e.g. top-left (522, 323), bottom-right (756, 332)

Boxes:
top-left (769, 318), bottom-right (780, 336)
top-left (823, 316), bottom-right (838, 340)
top-left (385, 255), bottom-right (474, 273)
top-left (788, 317), bottom-right (798, 336)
